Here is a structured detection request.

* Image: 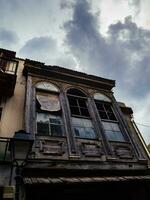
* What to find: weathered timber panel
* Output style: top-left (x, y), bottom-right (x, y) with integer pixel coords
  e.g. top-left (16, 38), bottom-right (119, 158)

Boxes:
top-left (33, 136), bottom-right (68, 159)
top-left (76, 138), bottom-right (105, 161)
top-left (110, 141), bottom-right (135, 159)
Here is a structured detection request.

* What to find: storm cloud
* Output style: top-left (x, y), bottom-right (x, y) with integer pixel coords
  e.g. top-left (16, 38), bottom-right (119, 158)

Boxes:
top-left (19, 36), bottom-right (76, 68)
top-left (20, 37), bottom-right (58, 62)
top-left (64, 0), bottom-right (150, 98)
top-left (0, 28), bottom-right (18, 49)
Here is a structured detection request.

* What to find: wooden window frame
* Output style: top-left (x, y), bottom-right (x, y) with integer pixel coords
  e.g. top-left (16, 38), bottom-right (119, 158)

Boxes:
top-left (35, 83), bottom-right (64, 137)
top-left (95, 100), bottom-right (126, 142)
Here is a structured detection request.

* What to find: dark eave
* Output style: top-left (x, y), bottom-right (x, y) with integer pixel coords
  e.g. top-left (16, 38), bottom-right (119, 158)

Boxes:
top-left (0, 48), bottom-right (16, 58)
top-left (23, 59), bottom-right (115, 91)
top-left (120, 106), bottom-right (133, 116)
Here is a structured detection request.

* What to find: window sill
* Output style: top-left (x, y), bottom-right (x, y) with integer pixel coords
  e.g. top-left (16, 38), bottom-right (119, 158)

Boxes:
top-left (35, 135), bottom-right (67, 139)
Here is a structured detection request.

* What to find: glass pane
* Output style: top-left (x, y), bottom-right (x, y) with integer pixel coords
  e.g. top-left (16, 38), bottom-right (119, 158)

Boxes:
top-left (102, 121), bottom-right (111, 130)
top-left (74, 127), bottom-right (80, 136)
top-left (72, 117), bottom-right (82, 126)
top-left (67, 89), bottom-right (86, 97)
top-left (104, 104), bottom-right (112, 112)
top-left (50, 125), bottom-right (62, 136)
top-left (102, 122), bottom-right (125, 141)
top-left (74, 127), bottom-right (85, 137)
top-left (72, 118), bottom-right (96, 139)
top-left (105, 130), bottom-right (125, 142)
top-left (6, 61), bottom-right (16, 74)
top-left (99, 111), bottom-right (108, 119)
top-left (108, 112), bottom-right (117, 121)
top-left (102, 121), bottom-right (120, 131)
top-left (82, 118), bottom-right (92, 127)
top-left (96, 102), bottom-right (105, 111)
top-left (37, 122), bottom-right (49, 135)
top-left (72, 117), bottom-right (92, 127)
top-left (78, 99), bottom-right (87, 108)
top-left (80, 108), bottom-right (90, 117)
top-left (70, 106), bottom-right (80, 115)
top-left (36, 82), bottom-right (59, 92)
top-left (94, 93), bottom-right (111, 102)
top-left (37, 113), bottom-right (49, 123)
top-left (110, 123), bottom-right (120, 131)
top-left (49, 115), bottom-right (61, 124)
top-left (68, 97), bottom-right (78, 106)
top-left (84, 127), bottom-right (96, 139)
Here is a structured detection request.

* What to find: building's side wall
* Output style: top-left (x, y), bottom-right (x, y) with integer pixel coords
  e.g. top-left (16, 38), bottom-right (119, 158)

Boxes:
top-left (0, 60), bottom-right (25, 137)
top-left (123, 112), bottom-right (150, 163)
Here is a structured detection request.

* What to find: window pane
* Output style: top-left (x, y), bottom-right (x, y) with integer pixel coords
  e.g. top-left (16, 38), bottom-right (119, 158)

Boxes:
top-left (78, 99), bottom-right (87, 108)
top-left (102, 121), bottom-right (111, 130)
top-left (72, 117), bottom-right (82, 126)
top-left (82, 118), bottom-right (92, 127)
top-left (80, 108), bottom-right (90, 117)
top-left (108, 112), bottom-right (117, 121)
top-left (102, 122), bottom-right (125, 142)
top-left (99, 111), bottom-right (108, 120)
top-left (104, 104), bottom-right (112, 112)
top-left (68, 97), bottom-right (78, 106)
top-left (105, 130), bottom-right (125, 142)
top-left (67, 89), bottom-right (86, 97)
top-left (36, 82), bottom-right (59, 92)
top-left (70, 106), bottom-right (80, 115)
top-left (74, 127), bottom-right (96, 139)
top-left (110, 122), bottom-right (120, 131)
top-left (50, 125), bottom-right (63, 136)
top-left (37, 113), bottom-right (49, 123)
top-left (94, 93), bottom-right (111, 102)
top-left (37, 122), bottom-right (49, 135)
top-left (37, 113), bottom-right (63, 136)
top-left (49, 115), bottom-right (61, 124)
top-left (74, 127), bottom-right (85, 137)
top-left (72, 117), bottom-right (96, 139)
top-left (96, 102), bottom-right (105, 111)
top-left (72, 117), bottom-right (92, 127)
top-left (102, 121), bottom-right (120, 131)
top-left (84, 127), bottom-right (96, 139)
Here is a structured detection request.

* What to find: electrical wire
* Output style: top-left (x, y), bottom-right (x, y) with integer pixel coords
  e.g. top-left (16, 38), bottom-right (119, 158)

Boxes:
top-left (135, 122), bottom-right (150, 128)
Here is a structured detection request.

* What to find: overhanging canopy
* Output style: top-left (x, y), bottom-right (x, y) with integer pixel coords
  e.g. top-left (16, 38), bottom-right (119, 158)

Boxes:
top-left (23, 175), bottom-right (150, 185)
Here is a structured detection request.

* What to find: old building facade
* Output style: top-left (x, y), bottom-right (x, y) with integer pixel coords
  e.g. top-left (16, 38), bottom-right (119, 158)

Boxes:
top-left (0, 48), bottom-right (150, 200)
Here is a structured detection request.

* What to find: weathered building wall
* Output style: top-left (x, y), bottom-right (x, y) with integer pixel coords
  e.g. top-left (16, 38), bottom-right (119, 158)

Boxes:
top-left (0, 60), bottom-right (25, 137)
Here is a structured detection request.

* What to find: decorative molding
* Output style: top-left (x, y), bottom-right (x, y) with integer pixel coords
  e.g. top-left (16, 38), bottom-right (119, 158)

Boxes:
top-left (80, 142), bottom-right (103, 157)
top-left (111, 142), bottom-right (134, 159)
top-left (35, 138), bottom-right (67, 157)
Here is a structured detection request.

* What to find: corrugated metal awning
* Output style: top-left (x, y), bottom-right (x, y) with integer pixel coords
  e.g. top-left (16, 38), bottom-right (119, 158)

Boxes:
top-left (23, 175), bottom-right (150, 185)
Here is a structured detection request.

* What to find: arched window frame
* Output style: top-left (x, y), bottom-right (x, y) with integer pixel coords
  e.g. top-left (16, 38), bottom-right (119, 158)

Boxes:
top-left (35, 81), bottom-right (64, 137)
top-left (94, 92), bottom-right (126, 142)
top-left (67, 88), bottom-right (96, 139)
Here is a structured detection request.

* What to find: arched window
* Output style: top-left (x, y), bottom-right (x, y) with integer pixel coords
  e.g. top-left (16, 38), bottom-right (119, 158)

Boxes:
top-left (94, 93), bottom-right (125, 142)
top-left (67, 88), bottom-right (96, 139)
top-left (36, 82), bottom-right (64, 137)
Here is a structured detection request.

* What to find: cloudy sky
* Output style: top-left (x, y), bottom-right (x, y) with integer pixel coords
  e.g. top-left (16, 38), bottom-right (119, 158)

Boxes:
top-left (0, 0), bottom-right (150, 144)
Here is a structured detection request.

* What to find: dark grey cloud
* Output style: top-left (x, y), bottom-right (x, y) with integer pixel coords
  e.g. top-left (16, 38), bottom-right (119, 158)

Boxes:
top-left (19, 36), bottom-right (76, 68)
top-left (63, 0), bottom-right (112, 75)
top-left (60, 0), bottom-right (73, 9)
top-left (63, 0), bottom-right (150, 98)
top-left (0, 28), bottom-right (18, 48)
top-left (108, 16), bottom-right (150, 96)
top-left (19, 36), bottom-right (58, 62)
